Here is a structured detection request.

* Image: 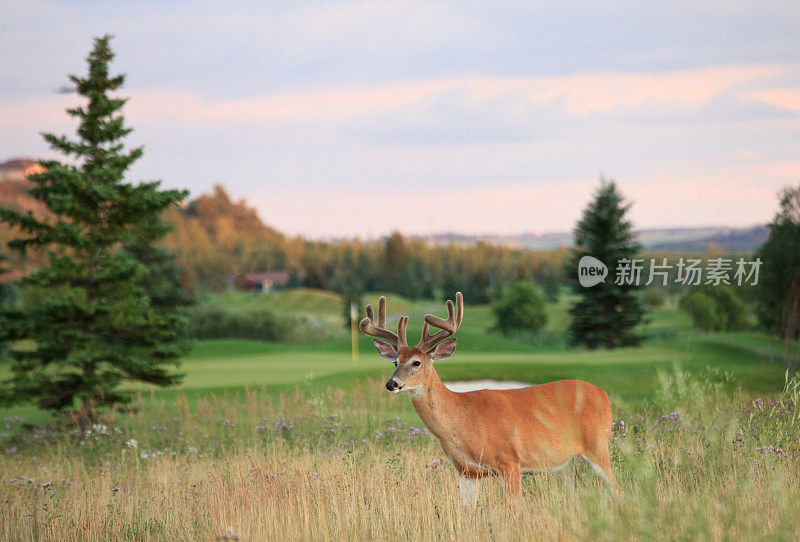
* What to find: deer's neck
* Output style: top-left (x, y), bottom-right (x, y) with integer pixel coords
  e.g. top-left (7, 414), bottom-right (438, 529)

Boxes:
top-left (409, 369), bottom-right (460, 438)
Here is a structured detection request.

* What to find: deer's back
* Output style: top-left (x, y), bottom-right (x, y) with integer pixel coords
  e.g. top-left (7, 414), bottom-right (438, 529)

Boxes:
top-left (447, 380), bottom-right (612, 469)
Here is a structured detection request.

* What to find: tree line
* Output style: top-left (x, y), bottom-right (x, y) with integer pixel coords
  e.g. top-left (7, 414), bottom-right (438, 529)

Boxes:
top-left (160, 185), bottom-right (569, 303)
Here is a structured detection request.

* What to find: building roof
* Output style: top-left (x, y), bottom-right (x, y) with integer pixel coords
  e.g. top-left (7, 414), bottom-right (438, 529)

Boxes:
top-left (244, 270), bottom-right (291, 284)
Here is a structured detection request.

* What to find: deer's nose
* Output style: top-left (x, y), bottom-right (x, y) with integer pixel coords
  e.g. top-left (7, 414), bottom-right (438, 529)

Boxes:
top-left (385, 379), bottom-right (399, 391)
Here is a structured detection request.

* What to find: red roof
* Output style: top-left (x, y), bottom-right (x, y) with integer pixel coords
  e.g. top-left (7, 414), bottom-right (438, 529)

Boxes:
top-left (244, 270), bottom-right (291, 284)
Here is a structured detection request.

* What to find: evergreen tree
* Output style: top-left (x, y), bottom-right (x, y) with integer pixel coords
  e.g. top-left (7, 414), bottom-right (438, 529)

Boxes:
top-left (440, 273), bottom-right (463, 304)
top-left (330, 246), bottom-right (366, 327)
top-left (381, 232), bottom-right (415, 298)
top-left (0, 35), bottom-right (190, 428)
top-left (0, 248), bottom-right (14, 360)
top-left (0, 248), bottom-right (11, 301)
top-left (567, 179), bottom-right (645, 348)
top-left (755, 184), bottom-right (800, 336)
top-left (542, 265), bottom-right (561, 303)
top-left (467, 268), bottom-right (492, 304)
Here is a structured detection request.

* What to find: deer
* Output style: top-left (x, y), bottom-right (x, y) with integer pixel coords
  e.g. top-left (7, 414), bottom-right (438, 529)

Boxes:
top-left (360, 292), bottom-right (617, 507)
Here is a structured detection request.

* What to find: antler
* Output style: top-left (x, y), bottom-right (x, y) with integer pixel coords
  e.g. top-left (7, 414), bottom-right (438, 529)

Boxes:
top-left (359, 296), bottom-right (408, 349)
top-left (417, 292), bottom-right (463, 352)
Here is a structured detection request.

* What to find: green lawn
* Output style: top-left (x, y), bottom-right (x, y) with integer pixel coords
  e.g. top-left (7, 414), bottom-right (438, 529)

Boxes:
top-left (0, 288), bottom-right (792, 426)
top-left (199, 288), bottom-right (426, 327)
top-left (154, 334), bottom-right (784, 404)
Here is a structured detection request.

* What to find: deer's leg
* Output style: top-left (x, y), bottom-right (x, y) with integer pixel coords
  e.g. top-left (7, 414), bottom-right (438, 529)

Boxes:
top-left (583, 449), bottom-right (618, 495)
top-left (458, 476), bottom-right (481, 508)
top-left (500, 464), bottom-right (521, 495)
top-left (551, 460), bottom-right (569, 487)
top-left (551, 459), bottom-right (579, 496)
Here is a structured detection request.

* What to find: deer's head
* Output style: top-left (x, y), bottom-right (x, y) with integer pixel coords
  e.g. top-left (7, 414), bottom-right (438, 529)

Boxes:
top-left (360, 293), bottom-right (463, 395)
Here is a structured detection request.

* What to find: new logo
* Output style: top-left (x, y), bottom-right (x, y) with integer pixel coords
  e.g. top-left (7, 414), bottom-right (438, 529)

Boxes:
top-left (578, 255), bottom-right (608, 287)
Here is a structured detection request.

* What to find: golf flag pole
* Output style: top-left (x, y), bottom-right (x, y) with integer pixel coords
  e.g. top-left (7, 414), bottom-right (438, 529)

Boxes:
top-left (350, 301), bottom-right (359, 366)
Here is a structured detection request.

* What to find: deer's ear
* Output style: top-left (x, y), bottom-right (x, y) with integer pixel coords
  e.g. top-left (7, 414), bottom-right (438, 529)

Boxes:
top-left (372, 339), bottom-right (399, 361)
top-left (430, 338), bottom-right (457, 361)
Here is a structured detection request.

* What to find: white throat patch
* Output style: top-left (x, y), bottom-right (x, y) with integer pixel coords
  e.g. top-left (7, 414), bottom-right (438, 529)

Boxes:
top-left (399, 383), bottom-right (423, 397)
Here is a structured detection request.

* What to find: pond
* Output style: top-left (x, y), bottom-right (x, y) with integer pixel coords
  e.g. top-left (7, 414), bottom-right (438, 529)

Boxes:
top-left (443, 380), bottom-right (533, 393)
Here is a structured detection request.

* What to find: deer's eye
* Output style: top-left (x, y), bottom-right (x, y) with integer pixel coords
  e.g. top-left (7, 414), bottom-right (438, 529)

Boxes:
top-left (412, 360), bottom-right (421, 367)
top-left (393, 361), bottom-right (398, 367)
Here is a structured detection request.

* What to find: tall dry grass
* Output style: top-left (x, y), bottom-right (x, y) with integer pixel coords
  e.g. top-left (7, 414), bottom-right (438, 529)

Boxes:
top-left (1, 373), bottom-right (799, 541)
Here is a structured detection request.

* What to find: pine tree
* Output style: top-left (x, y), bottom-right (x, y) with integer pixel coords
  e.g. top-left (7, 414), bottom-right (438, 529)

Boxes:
top-left (755, 184), bottom-right (800, 336)
top-left (0, 247), bottom-right (11, 300)
top-left (468, 268), bottom-right (492, 304)
top-left (567, 178), bottom-right (645, 348)
top-left (542, 265), bottom-right (561, 303)
top-left (0, 35), bottom-right (190, 428)
top-left (0, 248), bottom-right (14, 360)
top-left (330, 246), bottom-right (366, 327)
top-left (381, 232), bottom-right (416, 298)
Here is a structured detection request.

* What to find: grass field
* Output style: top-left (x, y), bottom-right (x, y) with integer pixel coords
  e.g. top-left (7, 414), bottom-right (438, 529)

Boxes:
top-left (148, 289), bottom-right (793, 407)
top-left (1, 288), bottom-right (799, 539)
top-left (1, 372), bottom-right (799, 540)
top-left (0, 288), bottom-right (793, 424)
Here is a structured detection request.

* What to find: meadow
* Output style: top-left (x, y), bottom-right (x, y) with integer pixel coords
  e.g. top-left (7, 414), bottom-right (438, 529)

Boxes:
top-left (1, 288), bottom-right (799, 540)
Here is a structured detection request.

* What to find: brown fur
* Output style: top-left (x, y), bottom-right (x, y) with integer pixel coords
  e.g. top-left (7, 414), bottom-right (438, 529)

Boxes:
top-left (392, 347), bottom-right (616, 494)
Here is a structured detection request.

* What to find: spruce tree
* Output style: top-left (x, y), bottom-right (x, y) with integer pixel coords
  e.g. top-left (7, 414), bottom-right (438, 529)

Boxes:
top-left (567, 178), bottom-right (645, 348)
top-left (755, 184), bottom-right (800, 336)
top-left (542, 265), bottom-right (561, 303)
top-left (0, 247), bottom-right (11, 303)
top-left (0, 35), bottom-right (190, 427)
top-left (0, 248), bottom-right (14, 360)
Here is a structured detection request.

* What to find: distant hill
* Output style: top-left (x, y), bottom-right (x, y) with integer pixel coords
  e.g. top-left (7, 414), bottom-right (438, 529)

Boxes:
top-left (0, 178), bottom-right (48, 220)
top-left (638, 226), bottom-right (768, 252)
top-left (0, 157), bottom-right (44, 182)
top-left (0, 158), bottom-right (49, 224)
top-left (423, 225), bottom-right (769, 253)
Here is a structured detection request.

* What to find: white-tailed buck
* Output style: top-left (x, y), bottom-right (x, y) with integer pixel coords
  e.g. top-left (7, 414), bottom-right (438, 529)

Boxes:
top-left (360, 292), bottom-right (616, 506)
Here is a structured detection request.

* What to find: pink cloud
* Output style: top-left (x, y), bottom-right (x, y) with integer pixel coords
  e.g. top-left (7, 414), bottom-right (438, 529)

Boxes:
top-left (3, 63), bottom-right (797, 239)
top-left (1, 64), bottom-right (790, 134)
top-left (744, 88), bottom-right (800, 114)
top-left (246, 166), bottom-right (798, 238)
top-left (3, 63), bottom-right (778, 127)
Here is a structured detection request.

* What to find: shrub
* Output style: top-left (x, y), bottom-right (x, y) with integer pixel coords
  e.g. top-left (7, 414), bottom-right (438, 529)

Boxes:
top-left (679, 292), bottom-right (725, 331)
top-left (641, 288), bottom-right (666, 309)
top-left (189, 306), bottom-right (298, 342)
top-left (492, 281), bottom-right (547, 335)
top-left (679, 285), bottom-right (748, 332)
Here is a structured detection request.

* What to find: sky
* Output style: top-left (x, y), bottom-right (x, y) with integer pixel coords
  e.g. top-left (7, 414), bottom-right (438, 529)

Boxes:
top-left (2, 1), bottom-right (800, 238)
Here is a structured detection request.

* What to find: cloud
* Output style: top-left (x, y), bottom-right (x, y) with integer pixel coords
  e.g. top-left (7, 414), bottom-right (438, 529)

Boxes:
top-left (2, 59), bottom-right (798, 238)
top-left (744, 88), bottom-right (800, 114)
top-left (7, 63), bottom-right (787, 150)
top-left (245, 167), bottom-right (798, 238)
top-left (111, 64), bottom-right (789, 124)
